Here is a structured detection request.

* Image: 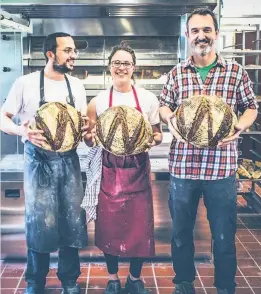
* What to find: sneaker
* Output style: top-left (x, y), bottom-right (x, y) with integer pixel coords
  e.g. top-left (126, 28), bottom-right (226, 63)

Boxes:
top-left (125, 275), bottom-right (148, 294)
top-left (104, 279), bottom-right (121, 294)
top-left (173, 282), bottom-right (196, 294)
top-left (62, 283), bottom-right (81, 294)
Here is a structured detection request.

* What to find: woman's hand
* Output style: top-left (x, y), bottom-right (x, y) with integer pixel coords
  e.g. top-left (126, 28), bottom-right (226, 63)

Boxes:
top-left (145, 140), bottom-right (157, 152)
top-left (81, 115), bottom-right (90, 138)
top-left (83, 124), bottom-right (97, 147)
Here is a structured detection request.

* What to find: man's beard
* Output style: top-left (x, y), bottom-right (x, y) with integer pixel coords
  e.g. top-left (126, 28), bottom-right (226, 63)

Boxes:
top-left (192, 37), bottom-right (214, 56)
top-left (53, 56), bottom-right (74, 74)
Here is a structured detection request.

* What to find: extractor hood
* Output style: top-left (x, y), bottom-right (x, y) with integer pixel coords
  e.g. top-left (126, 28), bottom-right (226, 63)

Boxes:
top-left (1, 0), bottom-right (217, 18)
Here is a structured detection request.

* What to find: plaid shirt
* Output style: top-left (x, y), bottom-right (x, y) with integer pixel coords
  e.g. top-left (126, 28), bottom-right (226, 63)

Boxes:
top-left (159, 55), bottom-right (259, 180)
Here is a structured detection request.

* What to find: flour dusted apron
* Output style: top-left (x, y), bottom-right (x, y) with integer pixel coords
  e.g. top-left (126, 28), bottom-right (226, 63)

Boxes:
top-left (95, 86), bottom-right (155, 257)
top-left (24, 70), bottom-right (88, 253)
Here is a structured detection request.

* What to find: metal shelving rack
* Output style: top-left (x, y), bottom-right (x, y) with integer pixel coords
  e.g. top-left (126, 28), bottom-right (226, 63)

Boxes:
top-left (220, 24), bottom-right (261, 214)
top-left (220, 24), bottom-right (260, 95)
top-left (237, 132), bottom-right (261, 215)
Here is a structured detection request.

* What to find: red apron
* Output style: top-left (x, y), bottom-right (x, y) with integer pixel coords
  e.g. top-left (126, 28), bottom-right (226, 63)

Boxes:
top-left (95, 86), bottom-right (155, 257)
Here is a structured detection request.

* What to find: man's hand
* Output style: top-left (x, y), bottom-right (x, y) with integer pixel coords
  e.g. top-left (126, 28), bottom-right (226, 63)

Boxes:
top-left (167, 113), bottom-right (186, 143)
top-left (217, 123), bottom-right (244, 147)
top-left (19, 120), bottom-right (46, 148)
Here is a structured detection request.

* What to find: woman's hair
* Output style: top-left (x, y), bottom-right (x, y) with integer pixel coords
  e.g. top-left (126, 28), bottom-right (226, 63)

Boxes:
top-left (108, 42), bottom-right (136, 82)
top-left (108, 42), bottom-right (136, 65)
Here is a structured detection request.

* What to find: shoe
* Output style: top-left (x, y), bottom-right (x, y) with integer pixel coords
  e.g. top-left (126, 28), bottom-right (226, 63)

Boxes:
top-left (62, 283), bottom-right (81, 294)
top-left (125, 275), bottom-right (148, 294)
top-left (104, 279), bottom-right (121, 294)
top-left (24, 285), bottom-right (45, 294)
top-left (173, 282), bottom-right (196, 294)
top-left (217, 289), bottom-right (235, 294)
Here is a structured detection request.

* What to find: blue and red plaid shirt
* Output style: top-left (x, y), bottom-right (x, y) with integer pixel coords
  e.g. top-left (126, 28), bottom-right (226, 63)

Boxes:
top-left (159, 55), bottom-right (259, 180)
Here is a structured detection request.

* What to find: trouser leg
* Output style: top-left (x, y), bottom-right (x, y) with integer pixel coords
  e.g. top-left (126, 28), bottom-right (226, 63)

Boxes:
top-left (168, 175), bottom-right (201, 284)
top-left (25, 249), bottom-right (50, 287)
top-left (202, 174), bottom-right (237, 291)
top-left (57, 247), bottom-right (81, 284)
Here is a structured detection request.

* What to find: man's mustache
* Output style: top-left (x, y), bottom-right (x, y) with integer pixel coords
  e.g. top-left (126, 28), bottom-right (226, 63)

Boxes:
top-left (195, 38), bottom-right (210, 45)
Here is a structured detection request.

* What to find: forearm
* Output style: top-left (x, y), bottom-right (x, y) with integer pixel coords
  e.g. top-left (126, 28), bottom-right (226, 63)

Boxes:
top-left (159, 106), bottom-right (173, 124)
top-left (238, 108), bottom-right (258, 131)
top-left (0, 113), bottom-right (22, 136)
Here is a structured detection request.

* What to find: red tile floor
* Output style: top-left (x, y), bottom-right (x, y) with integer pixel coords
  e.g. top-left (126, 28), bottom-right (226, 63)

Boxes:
top-left (1, 187), bottom-right (261, 293)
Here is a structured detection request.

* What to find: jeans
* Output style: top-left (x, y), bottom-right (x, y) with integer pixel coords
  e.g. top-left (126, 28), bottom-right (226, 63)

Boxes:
top-left (168, 174), bottom-right (237, 291)
top-left (25, 247), bottom-right (81, 287)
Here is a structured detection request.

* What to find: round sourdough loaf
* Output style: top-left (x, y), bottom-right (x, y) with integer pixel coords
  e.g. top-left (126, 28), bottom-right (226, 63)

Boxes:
top-left (30, 102), bottom-right (82, 152)
top-left (96, 105), bottom-right (153, 156)
top-left (170, 95), bottom-right (237, 148)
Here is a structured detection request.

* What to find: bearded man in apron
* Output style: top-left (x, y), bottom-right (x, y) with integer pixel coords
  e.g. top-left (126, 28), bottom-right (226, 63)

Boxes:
top-left (0, 32), bottom-right (88, 294)
top-left (84, 43), bottom-right (163, 294)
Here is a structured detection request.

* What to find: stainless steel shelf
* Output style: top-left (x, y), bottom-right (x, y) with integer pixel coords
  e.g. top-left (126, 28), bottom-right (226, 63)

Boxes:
top-left (84, 84), bottom-right (107, 90)
top-left (83, 84), bottom-right (164, 98)
top-left (244, 66), bottom-right (261, 70)
top-left (241, 131), bottom-right (261, 135)
top-left (23, 58), bottom-right (177, 67)
top-left (220, 50), bottom-right (261, 54)
top-left (135, 60), bottom-right (177, 66)
top-left (250, 136), bottom-right (261, 144)
top-left (251, 149), bottom-right (261, 160)
top-left (24, 59), bottom-right (105, 67)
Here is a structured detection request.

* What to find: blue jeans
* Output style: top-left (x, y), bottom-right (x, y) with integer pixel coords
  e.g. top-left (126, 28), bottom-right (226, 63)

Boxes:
top-left (168, 174), bottom-right (237, 291)
top-left (25, 247), bottom-right (80, 287)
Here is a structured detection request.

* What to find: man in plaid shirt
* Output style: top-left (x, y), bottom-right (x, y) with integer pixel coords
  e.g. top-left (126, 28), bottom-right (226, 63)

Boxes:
top-left (159, 7), bottom-right (258, 294)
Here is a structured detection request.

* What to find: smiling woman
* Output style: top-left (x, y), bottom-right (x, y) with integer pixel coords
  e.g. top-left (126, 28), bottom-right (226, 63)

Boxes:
top-left (82, 42), bottom-right (162, 294)
top-left (108, 44), bottom-right (136, 90)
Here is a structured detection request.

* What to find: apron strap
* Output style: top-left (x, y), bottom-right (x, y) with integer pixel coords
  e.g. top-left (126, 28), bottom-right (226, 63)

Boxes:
top-left (132, 85), bottom-right (142, 113)
top-left (109, 86), bottom-right (142, 113)
top-left (109, 86), bottom-right (113, 108)
top-left (64, 74), bottom-right (75, 107)
top-left (39, 70), bottom-right (45, 107)
top-left (39, 69), bottom-right (75, 108)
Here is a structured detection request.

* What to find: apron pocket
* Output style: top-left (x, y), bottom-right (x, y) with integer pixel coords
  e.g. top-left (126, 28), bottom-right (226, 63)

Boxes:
top-left (102, 162), bottom-right (150, 195)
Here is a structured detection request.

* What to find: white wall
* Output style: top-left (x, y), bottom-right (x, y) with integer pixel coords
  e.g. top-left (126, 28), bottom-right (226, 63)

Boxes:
top-left (221, 0), bottom-right (261, 25)
top-left (222, 0), bottom-right (261, 17)
top-left (217, 0), bottom-right (261, 50)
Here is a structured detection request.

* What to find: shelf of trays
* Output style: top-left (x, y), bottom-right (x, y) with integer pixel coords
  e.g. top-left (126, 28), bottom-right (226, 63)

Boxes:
top-left (236, 133), bottom-right (261, 213)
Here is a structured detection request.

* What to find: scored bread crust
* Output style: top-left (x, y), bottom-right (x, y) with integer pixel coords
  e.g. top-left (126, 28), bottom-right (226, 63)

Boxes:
top-left (96, 105), bottom-right (153, 156)
top-left (171, 95), bottom-right (237, 148)
top-left (30, 102), bottom-right (82, 152)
